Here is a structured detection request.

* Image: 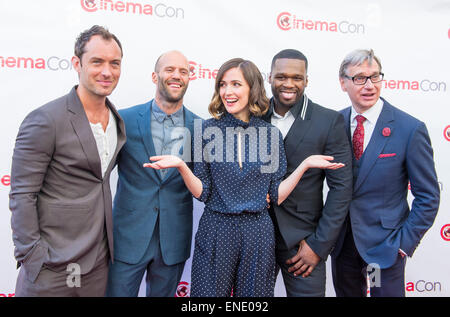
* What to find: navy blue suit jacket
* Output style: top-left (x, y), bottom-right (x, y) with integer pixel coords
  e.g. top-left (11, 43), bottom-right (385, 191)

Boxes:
top-left (333, 98), bottom-right (440, 269)
top-left (112, 100), bottom-right (200, 265)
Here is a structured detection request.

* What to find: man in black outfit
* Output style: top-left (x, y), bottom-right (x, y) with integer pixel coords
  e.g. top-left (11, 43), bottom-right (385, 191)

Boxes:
top-left (265, 49), bottom-right (353, 297)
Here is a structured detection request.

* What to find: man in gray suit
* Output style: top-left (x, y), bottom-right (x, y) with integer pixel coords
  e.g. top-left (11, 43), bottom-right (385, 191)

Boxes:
top-left (9, 25), bottom-right (126, 296)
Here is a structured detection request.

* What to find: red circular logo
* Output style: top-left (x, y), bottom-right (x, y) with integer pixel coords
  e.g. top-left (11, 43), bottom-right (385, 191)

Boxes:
top-left (175, 281), bottom-right (190, 297)
top-left (80, 0), bottom-right (98, 12)
top-left (189, 61), bottom-right (197, 81)
top-left (441, 224), bottom-right (450, 241)
top-left (277, 12), bottom-right (292, 31)
top-left (444, 125), bottom-right (450, 141)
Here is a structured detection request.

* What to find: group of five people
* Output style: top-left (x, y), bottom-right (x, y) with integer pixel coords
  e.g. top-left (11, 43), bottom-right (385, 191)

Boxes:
top-left (9, 25), bottom-right (440, 297)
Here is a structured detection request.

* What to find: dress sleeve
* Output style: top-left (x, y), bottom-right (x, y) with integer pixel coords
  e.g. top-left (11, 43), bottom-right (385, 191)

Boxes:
top-left (267, 127), bottom-right (287, 205)
top-left (193, 159), bottom-right (212, 203)
top-left (193, 121), bottom-right (213, 202)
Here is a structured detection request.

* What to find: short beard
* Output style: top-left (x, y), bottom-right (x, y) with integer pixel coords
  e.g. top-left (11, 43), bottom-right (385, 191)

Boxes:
top-left (158, 80), bottom-right (187, 104)
top-left (271, 90), bottom-right (298, 109)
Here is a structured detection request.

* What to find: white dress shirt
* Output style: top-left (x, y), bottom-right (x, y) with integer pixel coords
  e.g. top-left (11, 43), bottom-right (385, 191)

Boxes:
top-left (90, 110), bottom-right (117, 177)
top-left (271, 109), bottom-right (296, 139)
top-left (350, 98), bottom-right (384, 151)
top-left (270, 95), bottom-right (309, 139)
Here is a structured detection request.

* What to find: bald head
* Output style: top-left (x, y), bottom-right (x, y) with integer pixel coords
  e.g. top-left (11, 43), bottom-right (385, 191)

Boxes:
top-left (152, 50), bottom-right (190, 111)
top-left (154, 50), bottom-right (189, 73)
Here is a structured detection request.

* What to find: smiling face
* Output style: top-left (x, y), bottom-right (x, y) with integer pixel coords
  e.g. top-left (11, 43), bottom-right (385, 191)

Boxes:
top-left (152, 51), bottom-right (190, 109)
top-left (270, 58), bottom-right (308, 115)
top-left (219, 67), bottom-right (251, 122)
top-left (72, 35), bottom-right (122, 100)
top-left (340, 60), bottom-right (382, 114)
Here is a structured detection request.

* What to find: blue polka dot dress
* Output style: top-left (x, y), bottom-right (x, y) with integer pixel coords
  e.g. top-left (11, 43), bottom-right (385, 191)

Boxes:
top-left (190, 113), bottom-right (287, 297)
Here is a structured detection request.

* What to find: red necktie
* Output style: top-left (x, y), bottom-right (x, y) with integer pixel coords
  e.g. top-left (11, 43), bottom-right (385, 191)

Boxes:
top-left (353, 115), bottom-right (366, 160)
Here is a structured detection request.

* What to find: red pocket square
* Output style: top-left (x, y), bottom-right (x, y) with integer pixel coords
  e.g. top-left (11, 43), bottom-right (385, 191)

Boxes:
top-left (378, 153), bottom-right (396, 158)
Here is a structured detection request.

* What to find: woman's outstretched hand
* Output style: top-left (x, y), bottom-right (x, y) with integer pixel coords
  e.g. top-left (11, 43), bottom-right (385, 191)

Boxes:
top-left (302, 155), bottom-right (345, 170)
top-left (143, 155), bottom-right (183, 170)
top-left (144, 155), bottom-right (203, 199)
top-left (276, 155), bottom-right (345, 206)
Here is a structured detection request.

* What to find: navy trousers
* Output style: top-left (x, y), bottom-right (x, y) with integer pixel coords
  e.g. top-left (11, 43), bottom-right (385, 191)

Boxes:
top-left (106, 218), bottom-right (185, 297)
top-left (191, 208), bottom-right (276, 297)
top-left (331, 222), bottom-right (406, 297)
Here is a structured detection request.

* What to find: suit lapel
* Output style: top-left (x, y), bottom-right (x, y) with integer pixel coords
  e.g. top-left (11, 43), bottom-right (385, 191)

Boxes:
top-left (67, 88), bottom-right (102, 180)
top-left (284, 99), bottom-right (313, 159)
top-left (341, 107), bottom-right (352, 144)
top-left (354, 102), bottom-right (395, 192)
top-left (102, 100), bottom-right (125, 261)
top-left (103, 99), bottom-right (126, 176)
top-left (138, 101), bottom-right (161, 182)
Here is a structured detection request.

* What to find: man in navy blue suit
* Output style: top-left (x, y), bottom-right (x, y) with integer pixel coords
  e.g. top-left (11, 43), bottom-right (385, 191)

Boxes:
top-left (331, 49), bottom-right (440, 297)
top-left (106, 50), bottom-right (200, 297)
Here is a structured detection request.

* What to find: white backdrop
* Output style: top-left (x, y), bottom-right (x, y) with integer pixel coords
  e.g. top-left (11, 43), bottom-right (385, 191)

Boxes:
top-left (0, 0), bottom-right (448, 297)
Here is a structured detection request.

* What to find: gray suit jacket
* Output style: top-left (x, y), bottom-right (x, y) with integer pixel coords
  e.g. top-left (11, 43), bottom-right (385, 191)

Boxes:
top-left (9, 86), bottom-right (126, 283)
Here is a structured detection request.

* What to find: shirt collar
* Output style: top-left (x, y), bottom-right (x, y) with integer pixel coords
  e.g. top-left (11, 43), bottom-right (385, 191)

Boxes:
top-left (269, 94), bottom-right (304, 119)
top-left (351, 98), bottom-right (384, 125)
top-left (223, 112), bottom-right (257, 128)
top-left (272, 108), bottom-right (294, 120)
top-left (152, 100), bottom-right (184, 124)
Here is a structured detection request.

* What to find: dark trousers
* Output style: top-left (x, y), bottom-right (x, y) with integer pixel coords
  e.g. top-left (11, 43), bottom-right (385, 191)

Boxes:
top-left (106, 217), bottom-right (185, 297)
top-left (275, 236), bottom-right (326, 297)
top-left (331, 222), bottom-right (406, 297)
top-left (191, 208), bottom-right (276, 297)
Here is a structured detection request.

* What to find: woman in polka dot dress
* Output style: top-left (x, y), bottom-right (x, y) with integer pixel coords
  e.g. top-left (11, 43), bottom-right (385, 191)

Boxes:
top-left (145, 58), bottom-right (344, 297)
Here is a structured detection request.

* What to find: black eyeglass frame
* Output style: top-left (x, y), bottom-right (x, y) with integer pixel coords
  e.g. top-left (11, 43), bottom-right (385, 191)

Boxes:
top-left (344, 72), bottom-right (384, 85)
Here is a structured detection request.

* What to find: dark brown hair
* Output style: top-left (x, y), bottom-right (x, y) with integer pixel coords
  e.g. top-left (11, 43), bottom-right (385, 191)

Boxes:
top-left (209, 58), bottom-right (269, 119)
top-left (74, 25), bottom-right (123, 63)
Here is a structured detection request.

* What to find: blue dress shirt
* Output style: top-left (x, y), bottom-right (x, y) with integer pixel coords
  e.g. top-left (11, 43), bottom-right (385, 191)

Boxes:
top-left (151, 100), bottom-right (185, 178)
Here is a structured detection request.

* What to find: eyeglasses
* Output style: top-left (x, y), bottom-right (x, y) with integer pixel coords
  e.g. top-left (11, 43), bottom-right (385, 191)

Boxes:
top-left (344, 73), bottom-right (384, 85)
